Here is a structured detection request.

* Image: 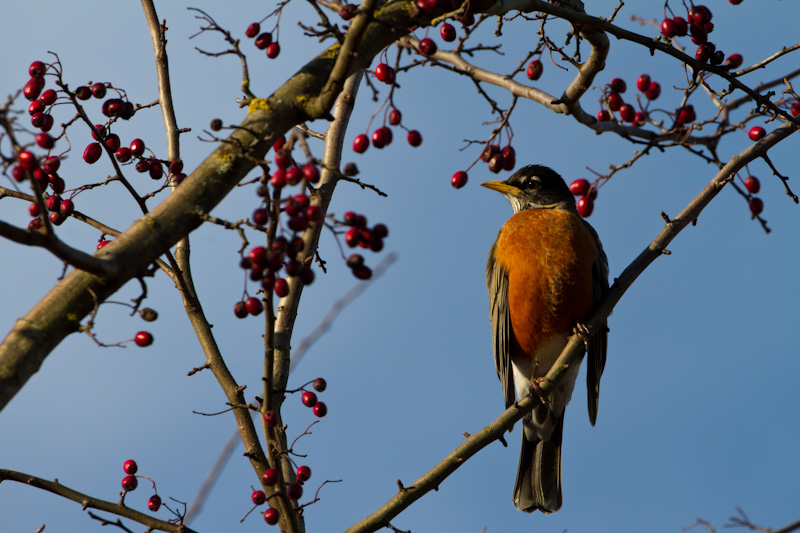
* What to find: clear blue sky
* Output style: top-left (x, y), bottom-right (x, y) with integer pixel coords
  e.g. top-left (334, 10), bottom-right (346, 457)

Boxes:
top-left (1, 1), bottom-right (798, 532)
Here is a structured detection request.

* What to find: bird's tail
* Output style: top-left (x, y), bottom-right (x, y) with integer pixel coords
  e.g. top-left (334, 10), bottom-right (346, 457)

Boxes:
top-left (513, 415), bottom-right (564, 513)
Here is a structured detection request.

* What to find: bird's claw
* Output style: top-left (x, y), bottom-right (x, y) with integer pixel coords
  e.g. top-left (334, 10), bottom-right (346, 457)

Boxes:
top-left (528, 375), bottom-right (552, 411)
top-left (573, 322), bottom-right (591, 348)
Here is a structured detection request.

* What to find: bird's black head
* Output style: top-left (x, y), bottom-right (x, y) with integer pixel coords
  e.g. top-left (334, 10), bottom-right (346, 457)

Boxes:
top-left (482, 164), bottom-right (575, 213)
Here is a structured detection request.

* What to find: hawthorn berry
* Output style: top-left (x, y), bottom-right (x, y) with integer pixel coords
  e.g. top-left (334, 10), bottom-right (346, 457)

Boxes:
top-left (59, 199), bottom-right (74, 216)
top-left (353, 134), bottom-right (369, 153)
top-left (121, 476), bottom-right (138, 492)
top-left (148, 495), bottom-right (161, 512)
top-left (245, 296), bottom-right (264, 316)
top-left (246, 22), bottom-right (260, 38)
top-left (607, 92), bottom-right (623, 111)
top-left (388, 108), bottom-right (402, 125)
top-left (352, 265), bottom-right (373, 279)
top-left (273, 278), bottom-right (289, 297)
top-left (313, 402), bottom-right (328, 417)
top-left (75, 85), bottom-right (91, 100)
top-left (339, 4), bottom-right (357, 19)
top-left (375, 63), bottom-right (395, 84)
top-left (264, 410), bottom-right (278, 426)
top-left (285, 166), bottom-right (302, 185)
top-left (35, 133), bottom-right (54, 149)
top-left (371, 127), bottom-right (389, 149)
top-left (744, 176), bottom-right (760, 194)
top-left (576, 195), bottom-right (594, 217)
top-left (266, 42), bottom-right (281, 58)
top-left (689, 5), bottom-right (712, 26)
top-left (45, 195), bottom-right (62, 211)
top-left (149, 160), bottom-right (164, 180)
top-left (597, 109), bottom-right (611, 122)
top-left (791, 102), bottom-right (800, 117)
top-left (526, 60), bottom-right (543, 81)
top-left (407, 129), bottom-right (422, 147)
top-left (252, 490), bottom-right (266, 505)
top-left (210, 118), bottom-right (223, 131)
top-left (748, 126), bottom-right (766, 141)
top-left (296, 465), bottom-right (311, 482)
top-left (49, 211), bottom-right (65, 226)
top-left (83, 143), bottom-right (103, 164)
top-left (130, 138), bottom-right (146, 156)
top-left (23, 78), bottom-right (43, 101)
top-left (672, 16), bottom-right (689, 36)
top-left (29, 99), bottom-right (45, 115)
top-left (302, 163), bottom-right (320, 183)
top-left (502, 145), bottom-right (516, 170)
top-left (729, 0), bottom-right (742, 3)
top-left (609, 77), bottom-right (627, 93)
top-left (451, 170), bottom-right (468, 189)
top-left (676, 105), bottom-right (696, 125)
top-left (488, 153), bottom-right (505, 174)
top-left (286, 483), bottom-right (303, 500)
top-left (29, 203), bottom-right (41, 217)
top-left (123, 460), bottom-right (138, 475)
top-left (262, 468), bottom-right (279, 486)
top-left (40, 89), bottom-right (57, 106)
top-left (724, 53), bottom-right (743, 69)
top-left (644, 82), bottom-right (661, 100)
top-left (440, 22), bottom-right (456, 41)
top-left (252, 207), bottom-right (269, 226)
top-left (302, 391), bottom-right (318, 407)
top-left (29, 60), bottom-right (46, 78)
top-left (91, 83), bottom-right (107, 99)
top-left (313, 377), bottom-right (327, 392)
top-left (255, 33), bottom-right (272, 50)
top-left (661, 18), bottom-right (676, 38)
top-left (134, 331), bottom-right (154, 347)
top-left (619, 104), bottom-right (635, 123)
top-left (418, 38), bottom-right (437, 55)
top-left (749, 197), bottom-right (764, 215)
top-left (633, 75), bottom-right (650, 94)
top-left (264, 508), bottom-right (280, 525)
top-left (689, 23), bottom-right (707, 45)
top-left (569, 179), bottom-right (590, 196)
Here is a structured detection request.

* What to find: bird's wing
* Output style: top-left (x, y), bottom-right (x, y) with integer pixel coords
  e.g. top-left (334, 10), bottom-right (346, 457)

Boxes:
top-left (582, 220), bottom-right (609, 426)
top-left (487, 235), bottom-right (516, 410)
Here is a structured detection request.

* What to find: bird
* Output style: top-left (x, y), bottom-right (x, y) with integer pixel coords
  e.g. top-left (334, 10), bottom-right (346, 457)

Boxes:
top-left (483, 164), bottom-right (609, 513)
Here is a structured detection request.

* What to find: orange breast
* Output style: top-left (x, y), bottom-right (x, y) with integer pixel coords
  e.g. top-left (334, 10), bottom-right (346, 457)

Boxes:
top-left (493, 209), bottom-right (597, 359)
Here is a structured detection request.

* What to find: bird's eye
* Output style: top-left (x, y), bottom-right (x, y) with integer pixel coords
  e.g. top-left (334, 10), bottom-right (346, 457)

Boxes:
top-left (526, 178), bottom-right (540, 190)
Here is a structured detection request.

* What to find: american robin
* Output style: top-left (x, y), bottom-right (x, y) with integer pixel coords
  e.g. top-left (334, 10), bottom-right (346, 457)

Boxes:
top-left (483, 164), bottom-right (609, 513)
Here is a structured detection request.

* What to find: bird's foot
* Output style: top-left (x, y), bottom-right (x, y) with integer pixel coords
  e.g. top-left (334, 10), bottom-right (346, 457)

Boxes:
top-left (573, 322), bottom-right (591, 348)
top-left (528, 365), bottom-right (552, 411)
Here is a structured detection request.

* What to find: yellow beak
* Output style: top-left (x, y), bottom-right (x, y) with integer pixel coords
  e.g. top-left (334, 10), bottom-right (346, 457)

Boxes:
top-left (481, 180), bottom-right (521, 196)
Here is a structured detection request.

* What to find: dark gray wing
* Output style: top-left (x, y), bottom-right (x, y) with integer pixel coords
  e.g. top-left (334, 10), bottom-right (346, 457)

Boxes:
top-left (487, 235), bottom-right (516, 410)
top-left (582, 220), bottom-right (609, 426)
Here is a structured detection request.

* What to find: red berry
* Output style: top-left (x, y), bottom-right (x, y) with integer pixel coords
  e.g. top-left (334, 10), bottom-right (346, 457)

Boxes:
top-left (353, 134), bottom-right (369, 153)
top-left (149, 159), bottom-right (164, 180)
top-left (352, 265), bottom-right (373, 279)
top-left (264, 410), bottom-right (278, 426)
top-left (481, 144), bottom-right (500, 162)
top-left (97, 240), bottom-right (111, 249)
top-left (255, 33), bottom-right (273, 50)
top-left (488, 153), bottom-right (505, 174)
top-left (122, 476), bottom-right (138, 492)
top-left (418, 38), bottom-right (437, 55)
top-left (371, 128), bottom-right (389, 149)
top-left (673, 16), bottom-right (688, 36)
top-left (29, 99), bottom-right (45, 115)
top-left (375, 63), bottom-right (395, 84)
top-left (252, 207), bottom-right (269, 226)
top-left (42, 156), bottom-right (60, 173)
top-left (23, 78), bottom-right (44, 101)
top-left (597, 109), bottom-right (611, 122)
top-left (502, 145), bottom-right (516, 171)
top-left (607, 92), bottom-right (623, 111)
top-left (264, 508), bottom-right (280, 525)
top-left (233, 301), bottom-right (248, 318)
top-left (273, 278), bottom-right (289, 297)
top-left (729, 0), bottom-right (742, 3)
top-left (123, 459), bottom-right (138, 475)
top-left (75, 86), bottom-right (91, 100)
top-left (252, 490), bottom-right (266, 505)
top-left (748, 126), bottom-right (766, 141)
top-left (339, 4), bottom-right (357, 19)
top-left (313, 377), bottom-right (327, 392)
top-left (689, 5), bottom-right (712, 26)
top-left (83, 143), bottom-right (103, 164)
top-left (40, 89), bottom-right (57, 106)
top-left (302, 163), bottom-right (320, 183)
top-left (312, 402), bottom-right (327, 417)
top-left (696, 43), bottom-right (714, 62)
top-left (90, 83), bottom-right (106, 99)
top-left (791, 102), bottom-right (800, 117)
top-left (633, 111), bottom-right (646, 126)
top-left (296, 465), bottom-right (311, 482)
top-left (270, 169), bottom-right (286, 188)
top-left (130, 138), bottom-right (145, 156)
top-left (286, 483), bottom-right (303, 500)
top-left (644, 82), bottom-right (661, 100)
top-left (148, 495), bottom-right (161, 512)
top-left (676, 105), bottom-right (696, 125)
top-left (372, 223), bottom-right (389, 238)
top-left (636, 74), bottom-right (651, 92)
top-left (619, 104), bottom-right (635, 123)
top-left (29, 61), bottom-right (46, 78)
top-left (104, 134), bottom-right (121, 151)
top-left (266, 42), bottom-right (281, 58)
top-left (45, 195), bottom-right (62, 212)
top-left (286, 166), bottom-right (302, 185)
top-left (569, 179), bottom-right (590, 196)
top-left (59, 199), bottom-right (74, 216)
top-left (609, 77), bottom-right (627, 93)
top-left (451, 170), bottom-right (468, 189)
top-left (749, 197), bottom-right (764, 215)
top-left (246, 23), bottom-right (261, 38)
top-left (29, 203), bottom-right (41, 217)
top-left (661, 18), bottom-right (676, 38)
top-left (35, 133), bottom-right (54, 149)
top-left (245, 296), bottom-right (263, 316)
top-left (302, 391), bottom-right (318, 407)
top-left (526, 60), bottom-right (543, 81)
top-left (134, 331), bottom-right (153, 347)
top-left (744, 176), bottom-right (760, 194)
top-left (440, 22), bottom-right (456, 41)
top-left (388, 108), bottom-right (402, 125)
top-left (104, 98), bottom-right (126, 117)
top-left (262, 468), bottom-right (279, 486)
top-left (720, 52), bottom-right (741, 69)
top-left (576, 195), bottom-right (594, 217)
top-left (49, 211), bottom-right (65, 226)
top-left (407, 129), bottom-right (422, 147)
top-left (689, 23), bottom-right (707, 45)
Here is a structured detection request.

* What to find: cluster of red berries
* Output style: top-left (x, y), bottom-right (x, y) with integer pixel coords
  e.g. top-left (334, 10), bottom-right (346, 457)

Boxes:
top-left (121, 460), bottom-right (161, 512)
top-left (353, 107), bottom-right (423, 152)
top-left (481, 144), bottom-right (516, 174)
top-left (660, 5), bottom-right (743, 70)
top-left (568, 178), bottom-right (598, 218)
top-left (300, 377), bottom-right (328, 417)
top-left (341, 212), bottom-right (388, 279)
top-left (743, 175), bottom-right (764, 217)
top-left (244, 22), bottom-right (280, 59)
top-left (597, 75), bottom-right (659, 126)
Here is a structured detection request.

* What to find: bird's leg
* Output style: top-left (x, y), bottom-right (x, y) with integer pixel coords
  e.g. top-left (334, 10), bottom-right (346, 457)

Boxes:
top-left (572, 322), bottom-right (591, 348)
top-left (528, 361), bottom-right (552, 411)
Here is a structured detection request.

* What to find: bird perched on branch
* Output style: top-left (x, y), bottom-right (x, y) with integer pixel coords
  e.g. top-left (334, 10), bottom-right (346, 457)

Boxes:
top-left (483, 164), bottom-right (609, 513)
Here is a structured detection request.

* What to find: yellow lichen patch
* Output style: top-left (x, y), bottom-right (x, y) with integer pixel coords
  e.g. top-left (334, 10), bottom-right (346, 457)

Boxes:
top-left (213, 152), bottom-right (237, 164)
top-left (248, 98), bottom-right (271, 114)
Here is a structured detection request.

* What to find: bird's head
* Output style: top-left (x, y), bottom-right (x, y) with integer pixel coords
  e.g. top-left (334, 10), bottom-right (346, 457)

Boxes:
top-left (481, 164), bottom-right (575, 213)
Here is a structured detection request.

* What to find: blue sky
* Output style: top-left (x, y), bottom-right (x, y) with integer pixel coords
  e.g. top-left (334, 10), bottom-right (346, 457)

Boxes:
top-left (1, 1), bottom-right (798, 532)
